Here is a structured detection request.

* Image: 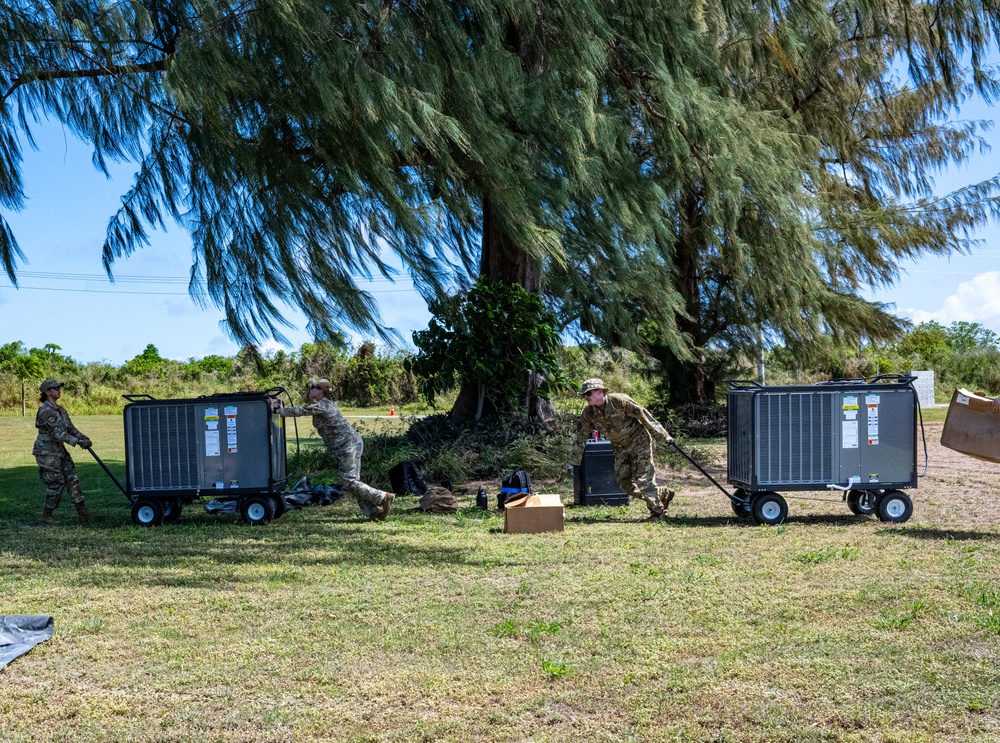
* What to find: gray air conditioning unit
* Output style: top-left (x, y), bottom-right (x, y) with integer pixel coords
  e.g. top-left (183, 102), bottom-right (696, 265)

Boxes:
top-left (116, 390), bottom-right (287, 526)
top-left (726, 377), bottom-right (919, 524)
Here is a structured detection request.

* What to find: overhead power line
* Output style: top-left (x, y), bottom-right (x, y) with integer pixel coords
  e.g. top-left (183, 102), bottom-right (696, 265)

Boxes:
top-left (0, 284), bottom-right (418, 297)
top-left (1, 267), bottom-right (421, 297)
top-left (13, 269), bottom-right (413, 285)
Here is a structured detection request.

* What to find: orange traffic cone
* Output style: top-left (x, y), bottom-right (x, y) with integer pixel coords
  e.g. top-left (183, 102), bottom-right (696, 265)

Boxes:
top-left (390, 405), bottom-right (396, 417)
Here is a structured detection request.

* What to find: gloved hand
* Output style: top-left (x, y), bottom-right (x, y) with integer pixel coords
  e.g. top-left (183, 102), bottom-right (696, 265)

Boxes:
top-left (565, 464), bottom-right (575, 475)
top-left (663, 432), bottom-right (674, 443)
top-left (78, 437), bottom-right (93, 449)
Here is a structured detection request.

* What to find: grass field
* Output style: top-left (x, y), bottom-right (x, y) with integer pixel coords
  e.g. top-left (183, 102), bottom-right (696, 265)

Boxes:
top-left (2, 413), bottom-right (1000, 742)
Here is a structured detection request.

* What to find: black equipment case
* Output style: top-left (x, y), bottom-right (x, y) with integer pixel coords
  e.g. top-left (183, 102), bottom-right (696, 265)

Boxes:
top-left (574, 437), bottom-right (630, 506)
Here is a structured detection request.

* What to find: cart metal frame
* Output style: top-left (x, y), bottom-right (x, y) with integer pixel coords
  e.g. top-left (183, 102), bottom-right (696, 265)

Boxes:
top-left (673, 376), bottom-right (922, 526)
top-left (91, 388), bottom-right (289, 526)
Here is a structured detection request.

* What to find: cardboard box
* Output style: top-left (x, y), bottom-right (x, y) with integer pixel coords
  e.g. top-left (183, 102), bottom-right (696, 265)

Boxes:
top-left (940, 388), bottom-right (1000, 463)
top-left (504, 493), bottom-right (564, 534)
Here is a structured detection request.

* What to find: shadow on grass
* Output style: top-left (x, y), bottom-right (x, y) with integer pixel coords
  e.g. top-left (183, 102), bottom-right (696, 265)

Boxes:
top-left (566, 513), bottom-right (750, 528)
top-left (880, 526), bottom-right (1000, 542)
top-left (0, 463), bottom-right (497, 587)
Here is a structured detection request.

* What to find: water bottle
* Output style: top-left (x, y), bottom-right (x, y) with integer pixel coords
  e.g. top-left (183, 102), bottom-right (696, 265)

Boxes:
top-left (476, 487), bottom-right (488, 511)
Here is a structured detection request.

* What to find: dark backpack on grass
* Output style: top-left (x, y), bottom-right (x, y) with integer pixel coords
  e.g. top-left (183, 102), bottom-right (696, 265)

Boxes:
top-left (498, 469), bottom-right (532, 510)
top-left (388, 460), bottom-right (428, 496)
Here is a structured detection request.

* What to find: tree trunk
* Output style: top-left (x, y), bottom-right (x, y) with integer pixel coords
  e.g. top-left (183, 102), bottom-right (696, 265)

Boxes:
top-left (653, 186), bottom-right (714, 405)
top-left (478, 197), bottom-right (542, 292)
top-left (655, 350), bottom-right (715, 406)
top-left (450, 13), bottom-right (549, 426)
top-left (450, 196), bottom-right (549, 424)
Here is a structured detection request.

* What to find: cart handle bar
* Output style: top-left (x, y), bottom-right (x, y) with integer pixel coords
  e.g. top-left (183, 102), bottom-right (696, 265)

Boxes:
top-left (668, 440), bottom-right (739, 503)
top-left (86, 447), bottom-right (128, 499)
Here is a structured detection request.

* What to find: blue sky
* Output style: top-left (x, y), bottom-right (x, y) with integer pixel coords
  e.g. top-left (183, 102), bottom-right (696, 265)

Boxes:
top-left (1, 99), bottom-right (999, 366)
top-left (0, 122), bottom-right (432, 365)
top-left (860, 93), bottom-right (1000, 337)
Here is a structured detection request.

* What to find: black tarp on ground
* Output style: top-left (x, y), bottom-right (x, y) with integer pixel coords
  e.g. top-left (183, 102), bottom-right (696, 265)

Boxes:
top-left (0, 615), bottom-right (54, 671)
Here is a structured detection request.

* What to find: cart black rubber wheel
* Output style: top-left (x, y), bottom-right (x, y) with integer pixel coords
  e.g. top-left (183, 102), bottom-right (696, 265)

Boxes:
top-left (731, 488), bottom-right (751, 517)
top-left (132, 499), bottom-right (164, 527)
top-left (847, 489), bottom-right (878, 517)
top-left (269, 495), bottom-right (286, 519)
top-left (162, 500), bottom-right (182, 523)
top-left (240, 496), bottom-right (273, 525)
top-left (751, 492), bottom-right (788, 526)
top-left (876, 490), bottom-right (913, 523)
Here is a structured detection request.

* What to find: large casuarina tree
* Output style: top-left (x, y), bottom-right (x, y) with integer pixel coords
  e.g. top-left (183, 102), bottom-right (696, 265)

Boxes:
top-left (0, 0), bottom-right (692, 420)
top-left (0, 1), bottom-right (679, 336)
top-left (550, 1), bottom-right (1000, 404)
top-left (4, 2), bottom-right (1000, 412)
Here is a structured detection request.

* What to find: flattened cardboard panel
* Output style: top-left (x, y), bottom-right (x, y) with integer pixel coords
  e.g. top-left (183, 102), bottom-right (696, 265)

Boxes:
top-left (941, 388), bottom-right (1000, 463)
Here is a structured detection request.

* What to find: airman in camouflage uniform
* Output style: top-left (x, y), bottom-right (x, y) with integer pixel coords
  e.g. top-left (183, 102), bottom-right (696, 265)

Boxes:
top-left (33, 379), bottom-right (94, 525)
top-left (569, 378), bottom-right (675, 521)
top-left (275, 378), bottom-right (393, 521)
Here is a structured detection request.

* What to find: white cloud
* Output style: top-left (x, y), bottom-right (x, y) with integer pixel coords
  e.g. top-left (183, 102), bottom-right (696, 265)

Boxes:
top-left (257, 338), bottom-right (296, 356)
top-left (902, 271), bottom-right (1000, 329)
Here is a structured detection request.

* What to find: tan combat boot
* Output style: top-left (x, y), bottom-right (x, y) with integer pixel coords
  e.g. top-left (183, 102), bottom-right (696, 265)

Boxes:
top-left (75, 501), bottom-right (93, 524)
top-left (658, 487), bottom-right (675, 512)
top-left (40, 508), bottom-right (55, 526)
top-left (375, 492), bottom-right (394, 521)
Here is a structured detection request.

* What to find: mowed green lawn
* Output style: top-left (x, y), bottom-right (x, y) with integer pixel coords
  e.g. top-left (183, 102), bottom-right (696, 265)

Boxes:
top-left (2, 414), bottom-right (1000, 742)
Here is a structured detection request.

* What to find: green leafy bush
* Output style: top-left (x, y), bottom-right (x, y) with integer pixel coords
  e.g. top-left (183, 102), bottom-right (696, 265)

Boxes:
top-left (410, 279), bottom-right (570, 418)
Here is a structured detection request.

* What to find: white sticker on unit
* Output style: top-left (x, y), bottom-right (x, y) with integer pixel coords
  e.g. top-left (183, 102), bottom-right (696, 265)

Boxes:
top-left (224, 405), bottom-right (238, 417)
top-left (842, 420), bottom-right (859, 448)
top-left (205, 430), bottom-right (221, 457)
top-left (957, 394), bottom-right (970, 405)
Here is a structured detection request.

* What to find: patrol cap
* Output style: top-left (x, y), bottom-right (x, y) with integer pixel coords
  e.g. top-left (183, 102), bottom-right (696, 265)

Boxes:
top-left (39, 379), bottom-right (63, 394)
top-left (308, 378), bottom-right (334, 394)
top-left (579, 378), bottom-right (607, 396)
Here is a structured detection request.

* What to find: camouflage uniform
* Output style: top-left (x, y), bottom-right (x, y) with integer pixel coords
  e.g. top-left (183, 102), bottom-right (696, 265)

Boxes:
top-left (570, 392), bottom-right (670, 515)
top-left (281, 397), bottom-right (388, 519)
top-left (33, 400), bottom-right (88, 511)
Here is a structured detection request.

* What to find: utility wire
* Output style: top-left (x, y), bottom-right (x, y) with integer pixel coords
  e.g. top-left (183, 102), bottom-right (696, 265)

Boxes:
top-left (12, 269), bottom-right (414, 285)
top-left (1, 268), bottom-right (420, 296)
top-left (0, 284), bottom-right (418, 296)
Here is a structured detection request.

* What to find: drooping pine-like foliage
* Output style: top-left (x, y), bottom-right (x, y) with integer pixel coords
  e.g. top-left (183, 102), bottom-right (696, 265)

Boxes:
top-left (549, 1), bottom-right (1000, 403)
top-left (0, 0), bottom-right (684, 347)
top-left (2, 1), bottom-right (1000, 407)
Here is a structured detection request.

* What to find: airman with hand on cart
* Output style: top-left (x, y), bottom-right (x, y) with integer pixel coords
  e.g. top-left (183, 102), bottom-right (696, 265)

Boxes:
top-left (271, 378), bottom-right (394, 521)
top-left (33, 379), bottom-right (94, 525)
top-left (567, 378), bottom-right (675, 522)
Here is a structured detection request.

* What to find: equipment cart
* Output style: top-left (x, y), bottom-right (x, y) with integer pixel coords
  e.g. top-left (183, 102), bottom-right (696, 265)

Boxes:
top-left (91, 389), bottom-right (288, 526)
top-left (722, 376), bottom-right (921, 525)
